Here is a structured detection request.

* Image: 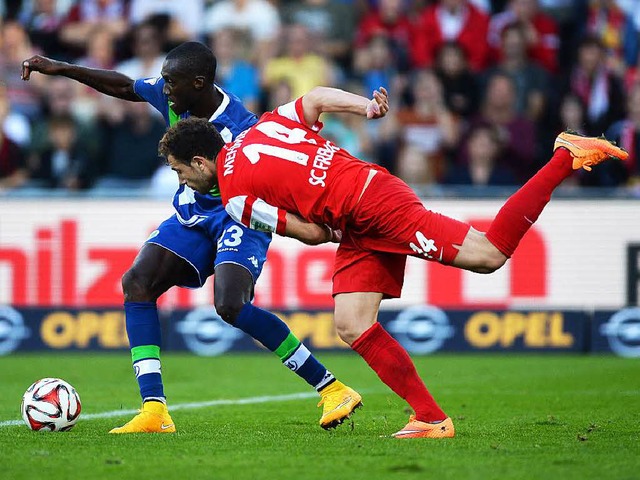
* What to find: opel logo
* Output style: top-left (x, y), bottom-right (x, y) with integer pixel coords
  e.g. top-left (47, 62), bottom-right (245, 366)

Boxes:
top-left (387, 305), bottom-right (454, 354)
top-left (176, 307), bottom-right (244, 356)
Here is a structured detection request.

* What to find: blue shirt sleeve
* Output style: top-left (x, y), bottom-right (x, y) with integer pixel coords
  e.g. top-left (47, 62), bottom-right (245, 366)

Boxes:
top-left (133, 77), bottom-right (171, 125)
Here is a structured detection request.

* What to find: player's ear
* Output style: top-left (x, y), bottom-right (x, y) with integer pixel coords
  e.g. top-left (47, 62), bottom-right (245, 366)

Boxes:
top-left (193, 155), bottom-right (207, 170)
top-left (193, 76), bottom-right (205, 90)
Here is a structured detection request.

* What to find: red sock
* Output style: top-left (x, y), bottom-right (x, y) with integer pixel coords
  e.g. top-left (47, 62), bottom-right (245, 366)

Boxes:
top-left (351, 322), bottom-right (446, 422)
top-left (486, 148), bottom-right (573, 257)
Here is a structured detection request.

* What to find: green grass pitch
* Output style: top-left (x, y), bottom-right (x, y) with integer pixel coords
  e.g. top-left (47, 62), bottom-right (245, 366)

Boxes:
top-left (0, 353), bottom-right (638, 480)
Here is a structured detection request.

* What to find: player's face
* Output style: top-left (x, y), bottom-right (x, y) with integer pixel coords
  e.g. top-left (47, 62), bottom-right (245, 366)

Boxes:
top-left (161, 59), bottom-right (201, 115)
top-left (167, 154), bottom-right (217, 194)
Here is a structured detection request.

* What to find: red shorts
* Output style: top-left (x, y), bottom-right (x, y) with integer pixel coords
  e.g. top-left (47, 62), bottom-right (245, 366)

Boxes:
top-left (333, 171), bottom-right (470, 298)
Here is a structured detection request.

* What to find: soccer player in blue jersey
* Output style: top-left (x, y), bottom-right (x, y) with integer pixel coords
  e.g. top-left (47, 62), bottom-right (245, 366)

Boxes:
top-left (21, 42), bottom-right (361, 433)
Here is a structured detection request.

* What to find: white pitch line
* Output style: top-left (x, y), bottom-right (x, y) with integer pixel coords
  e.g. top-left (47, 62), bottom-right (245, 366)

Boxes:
top-left (0, 391), bottom-right (317, 428)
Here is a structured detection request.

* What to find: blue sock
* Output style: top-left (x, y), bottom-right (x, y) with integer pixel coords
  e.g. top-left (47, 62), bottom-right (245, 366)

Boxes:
top-left (124, 302), bottom-right (165, 403)
top-left (234, 303), bottom-right (335, 391)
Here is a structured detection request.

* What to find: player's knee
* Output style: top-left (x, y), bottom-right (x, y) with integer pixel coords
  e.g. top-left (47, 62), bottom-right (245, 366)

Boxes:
top-left (335, 323), bottom-right (358, 345)
top-left (215, 298), bottom-right (245, 325)
top-left (334, 318), bottom-right (369, 346)
top-left (121, 267), bottom-right (154, 302)
top-left (474, 250), bottom-right (507, 274)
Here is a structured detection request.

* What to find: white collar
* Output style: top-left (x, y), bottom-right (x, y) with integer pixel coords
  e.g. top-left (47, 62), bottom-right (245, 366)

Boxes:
top-left (208, 85), bottom-right (230, 122)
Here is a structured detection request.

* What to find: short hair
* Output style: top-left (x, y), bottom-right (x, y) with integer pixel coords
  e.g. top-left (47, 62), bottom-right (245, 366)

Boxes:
top-left (159, 117), bottom-right (225, 165)
top-left (165, 41), bottom-right (217, 83)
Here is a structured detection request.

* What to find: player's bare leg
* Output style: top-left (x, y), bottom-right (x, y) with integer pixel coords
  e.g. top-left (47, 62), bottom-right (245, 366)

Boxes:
top-left (449, 227), bottom-right (507, 274)
top-left (334, 292), bottom-right (454, 438)
top-left (448, 131), bottom-right (628, 270)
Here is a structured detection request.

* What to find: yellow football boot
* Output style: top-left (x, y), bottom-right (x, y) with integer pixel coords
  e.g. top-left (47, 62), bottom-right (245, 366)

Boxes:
top-left (109, 401), bottom-right (176, 434)
top-left (392, 415), bottom-right (455, 439)
top-left (554, 130), bottom-right (628, 171)
top-left (318, 381), bottom-right (362, 430)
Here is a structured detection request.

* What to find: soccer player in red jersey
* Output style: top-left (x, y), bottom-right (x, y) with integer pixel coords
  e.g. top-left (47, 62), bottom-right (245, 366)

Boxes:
top-left (158, 86), bottom-right (627, 438)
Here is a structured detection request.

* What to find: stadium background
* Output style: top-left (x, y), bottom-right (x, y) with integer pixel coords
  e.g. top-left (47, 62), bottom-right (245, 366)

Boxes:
top-left (1, 0), bottom-right (640, 358)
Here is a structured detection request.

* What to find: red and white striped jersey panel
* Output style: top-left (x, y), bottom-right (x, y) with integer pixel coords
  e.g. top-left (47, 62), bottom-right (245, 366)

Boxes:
top-left (275, 98), bottom-right (323, 132)
top-left (225, 195), bottom-right (287, 234)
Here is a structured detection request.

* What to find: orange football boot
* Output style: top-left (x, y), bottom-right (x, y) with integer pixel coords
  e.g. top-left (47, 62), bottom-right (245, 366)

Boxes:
top-left (553, 130), bottom-right (628, 171)
top-left (392, 415), bottom-right (455, 439)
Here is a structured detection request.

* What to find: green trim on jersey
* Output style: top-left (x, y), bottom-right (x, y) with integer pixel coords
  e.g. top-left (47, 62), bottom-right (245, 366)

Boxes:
top-left (168, 106), bottom-right (180, 126)
top-left (275, 332), bottom-right (302, 361)
top-left (131, 345), bottom-right (161, 362)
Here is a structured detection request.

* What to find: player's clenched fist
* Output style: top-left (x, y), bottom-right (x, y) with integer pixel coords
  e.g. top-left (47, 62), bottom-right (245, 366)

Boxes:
top-left (21, 55), bottom-right (64, 81)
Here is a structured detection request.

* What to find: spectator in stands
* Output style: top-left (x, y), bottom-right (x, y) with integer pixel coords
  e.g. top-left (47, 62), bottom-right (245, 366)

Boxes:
top-left (489, 0), bottom-right (560, 73)
top-left (558, 93), bottom-right (587, 136)
top-left (265, 79), bottom-right (294, 112)
top-left (263, 23), bottom-right (334, 100)
top-left (412, 0), bottom-right (490, 72)
top-left (210, 28), bottom-right (261, 113)
top-left (29, 77), bottom-right (101, 171)
top-left (603, 83), bottom-right (640, 187)
top-left (444, 123), bottom-right (517, 186)
top-left (92, 100), bottom-right (166, 191)
top-left (115, 20), bottom-right (166, 80)
top-left (354, 0), bottom-right (413, 71)
top-left (27, 113), bottom-right (94, 190)
top-left (0, 84), bottom-right (28, 191)
top-left (434, 41), bottom-right (480, 118)
top-left (470, 72), bottom-right (538, 182)
top-left (128, 0), bottom-right (204, 44)
top-left (586, 0), bottom-right (639, 76)
top-left (388, 69), bottom-right (461, 184)
top-left (60, 0), bottom-right (129, 52)
top-left (0, 77), bottom-right (31, 148)
top-left (561, 35), bottom-right (625, 136)
top-left (204, 0), bottom-right (281, 67)
top-left (73, 27), bottom-right (118, 122)
top-left (281, 0), bottom-right (355, 68)
top-left (353, 34), bottom-right (402, 102)
top-left (482, 21), bottom-right (550, 123)
top-left (0, 20), bottom-right (44, 120)
top-left (19, 0), bottom-right (67, 58)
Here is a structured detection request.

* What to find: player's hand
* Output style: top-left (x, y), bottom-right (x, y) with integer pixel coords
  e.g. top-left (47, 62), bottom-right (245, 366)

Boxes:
top-left (366, 87), bottom-right (389, 119)
top-left (21, 55), bottom-right (63, 81)
top-left (320, 225), bottom-right (341, 244)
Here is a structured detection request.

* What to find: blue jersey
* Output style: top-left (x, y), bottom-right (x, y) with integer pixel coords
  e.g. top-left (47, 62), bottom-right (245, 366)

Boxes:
top-left (134, 77), bottom-right (258, 227)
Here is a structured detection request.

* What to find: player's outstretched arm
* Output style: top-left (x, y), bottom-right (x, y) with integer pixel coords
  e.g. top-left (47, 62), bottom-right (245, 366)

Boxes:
top-left (300, 86), bottom-right (389, 126)
top-left (21, 55), bottom-right (141, 102)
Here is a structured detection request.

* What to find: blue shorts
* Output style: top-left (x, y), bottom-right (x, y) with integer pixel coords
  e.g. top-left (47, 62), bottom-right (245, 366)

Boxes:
top-left (145, 214), bottom-right (272, 288)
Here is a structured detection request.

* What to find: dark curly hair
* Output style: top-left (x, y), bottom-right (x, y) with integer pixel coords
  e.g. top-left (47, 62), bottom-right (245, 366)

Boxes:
top-left (159, 117), bottom-right (225, 165)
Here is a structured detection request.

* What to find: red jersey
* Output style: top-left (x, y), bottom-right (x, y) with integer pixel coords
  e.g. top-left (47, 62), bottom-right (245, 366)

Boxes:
top-left (218, 98), bottom-right (383, 234)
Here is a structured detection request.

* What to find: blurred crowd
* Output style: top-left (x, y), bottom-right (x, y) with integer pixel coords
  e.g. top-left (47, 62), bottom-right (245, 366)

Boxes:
top-left (1, 0), bottom-right (640, 196)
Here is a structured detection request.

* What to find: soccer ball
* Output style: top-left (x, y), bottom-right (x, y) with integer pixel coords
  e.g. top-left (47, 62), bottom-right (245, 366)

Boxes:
top-left (21, 378), bottom-right (81, 431)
